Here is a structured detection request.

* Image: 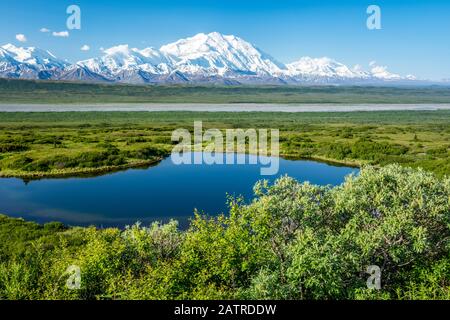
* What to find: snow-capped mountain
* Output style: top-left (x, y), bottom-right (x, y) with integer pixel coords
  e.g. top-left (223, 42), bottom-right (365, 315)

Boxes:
top-left (72, 32), bottom-right (287, 83)
top-left (0, 44), bottom-right (68, 79)
top-left (160, 32), bottom-right (286, 77)
top-left (285, 57), bottom-right (414, 84)
top-left (287, 57), bottom-right (368, 80)
top-left (76, 45), bottom-right (173, 82)
top-left (0, 32), bottom-right (431, 85)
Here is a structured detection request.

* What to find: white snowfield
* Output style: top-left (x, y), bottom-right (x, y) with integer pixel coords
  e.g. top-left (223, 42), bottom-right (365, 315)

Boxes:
top-left (0, 32), bottom-right (436, 85)
top-left (0, 104), bottom-right (449, 113)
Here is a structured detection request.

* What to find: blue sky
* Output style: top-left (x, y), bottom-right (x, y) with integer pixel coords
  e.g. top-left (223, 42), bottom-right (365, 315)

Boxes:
top-left (1, 0), bottom-right (449, 80)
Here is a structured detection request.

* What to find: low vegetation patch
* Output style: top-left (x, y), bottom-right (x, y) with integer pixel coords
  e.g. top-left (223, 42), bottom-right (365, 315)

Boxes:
top-left (1, 79), bottom-right (450, 104)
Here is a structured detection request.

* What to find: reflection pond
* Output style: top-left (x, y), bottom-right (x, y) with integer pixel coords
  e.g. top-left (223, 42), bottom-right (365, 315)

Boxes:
top-left (0, 153), bottom-right (359, 228)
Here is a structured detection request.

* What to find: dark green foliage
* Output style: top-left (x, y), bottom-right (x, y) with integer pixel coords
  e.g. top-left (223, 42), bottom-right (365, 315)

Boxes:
top-left (0, 143), bottom-right (29, 152)
top-left (7, 155), bottom-right (33, 169)
top-left (126, 146), bottom-right (168, 159)
top-left (426, 146), bottom-right (449, 156)
top-left (0, 214), bottom-right (67, 259)
top-left (322, 139), bottom-right (409, 163)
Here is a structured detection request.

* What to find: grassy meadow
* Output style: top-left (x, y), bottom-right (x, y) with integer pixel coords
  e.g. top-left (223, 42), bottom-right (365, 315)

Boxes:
top-left (0, 110), bottom-right (449, 178)
top-left (1, 78), bottom-right (450, 104)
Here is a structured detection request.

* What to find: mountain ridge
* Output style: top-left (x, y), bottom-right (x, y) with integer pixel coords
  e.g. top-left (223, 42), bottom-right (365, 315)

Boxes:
top-left (0, 32), bottom-right (439, 85)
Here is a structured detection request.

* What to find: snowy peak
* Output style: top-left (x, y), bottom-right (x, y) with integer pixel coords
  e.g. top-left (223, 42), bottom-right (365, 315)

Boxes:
top-left (77, 44), bottom-right (172, 78)
top-left (0, 32), bottom-right (425, 84)
top-left (0, 43), bottom-right (68, 80)
top-left (78, 44), bottom-right (145, 73)
top-left (1, 43), bottom-right (67, 69)
top-left (287, 57), bottom-right (367, 79)
top-left (368, 62), bottom-right (406, 80)
top-left (286, 56), bottom-right (416, 82)
top-left (160, 32), bottom-right (286, 76)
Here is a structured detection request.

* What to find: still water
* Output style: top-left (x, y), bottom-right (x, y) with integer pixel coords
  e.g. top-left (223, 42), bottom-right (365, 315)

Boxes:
top-left (0, 153), bottom-right (358, 228)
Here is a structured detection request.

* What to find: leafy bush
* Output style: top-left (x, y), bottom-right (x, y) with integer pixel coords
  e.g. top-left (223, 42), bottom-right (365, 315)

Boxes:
top-left (322, 139), bottom-right (409, 163)
top-left (126, 146), bottom-right (167, 159)
top-left (0, 143), bottom-right (29, 153)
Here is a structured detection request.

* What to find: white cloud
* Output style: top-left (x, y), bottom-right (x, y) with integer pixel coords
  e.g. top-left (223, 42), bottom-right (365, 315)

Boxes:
top-left (15, 34), bottom-right (27, 42)
top-left (40, 28), bottom-right (50, 33)
top-left (52, 31), bottom-right (69, 38)
top-left (81, 45), bottom-right (90, 51)
top-left (369, 60), bottom-right (377, 67)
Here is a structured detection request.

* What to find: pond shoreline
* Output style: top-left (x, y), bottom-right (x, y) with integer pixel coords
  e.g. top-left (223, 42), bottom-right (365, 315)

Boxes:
top-left (0, 153), bottom-right (359, 228)
top-left (0, 153), bottom-right (361, 180)
top-left (0, 158), bottom-right (164, 181)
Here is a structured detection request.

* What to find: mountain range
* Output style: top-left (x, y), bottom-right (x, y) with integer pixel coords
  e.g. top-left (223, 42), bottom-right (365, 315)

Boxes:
top-left (0, 32), bottom-right (436, 85)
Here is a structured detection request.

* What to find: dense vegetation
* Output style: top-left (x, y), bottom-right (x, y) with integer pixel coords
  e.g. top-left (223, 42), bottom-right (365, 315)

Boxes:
top-left (0, 111), bottom-right (449, 178)
top-left (0, 109), bottom-right (448, 300)
top-left (1, 78), bottom-right (450, 104)
top-left (0, 165), bottom-right (448, 300)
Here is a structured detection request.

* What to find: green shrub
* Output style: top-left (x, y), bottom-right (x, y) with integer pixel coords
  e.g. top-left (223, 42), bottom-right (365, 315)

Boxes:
top-left (0, 143), bottom-right (29, 153)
